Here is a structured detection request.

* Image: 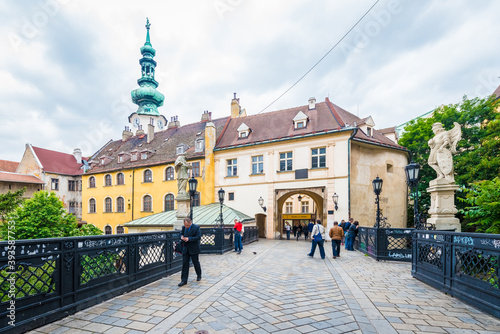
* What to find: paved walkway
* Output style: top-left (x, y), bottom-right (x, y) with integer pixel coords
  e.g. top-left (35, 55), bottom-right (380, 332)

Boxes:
top-left (30, 239), bottom-right (500, 334)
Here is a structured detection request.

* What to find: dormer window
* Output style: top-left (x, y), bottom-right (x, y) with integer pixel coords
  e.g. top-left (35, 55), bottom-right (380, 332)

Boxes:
top-left (293, 111), bottom-right (308, 130)
top-left (367, 127), bottom-right (372, 137)
top-left (195, 139), bottom-right (204, 152)
top-left (176, 144), bottom-right (188, 155)
top-left (141, 152), bottom-right (148, 160)
top-left (118, 155), bottom-right (124, 163)
top-left (131, 151), bottom-right (138, 161)
top-left (100, 158), bottom-right (105, 165)
top-left (237, 122), bottom-right (250, 139)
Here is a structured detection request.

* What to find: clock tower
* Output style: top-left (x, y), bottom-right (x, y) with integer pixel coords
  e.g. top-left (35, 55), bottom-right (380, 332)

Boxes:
top-left (128, 18), bottom-right (167, 131)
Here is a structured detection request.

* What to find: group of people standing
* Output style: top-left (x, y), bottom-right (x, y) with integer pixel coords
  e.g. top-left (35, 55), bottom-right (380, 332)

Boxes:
top-left (307, 218), bottom-right (360, 260)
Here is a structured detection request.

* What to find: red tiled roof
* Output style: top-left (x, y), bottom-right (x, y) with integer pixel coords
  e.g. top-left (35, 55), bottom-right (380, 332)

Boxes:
top-left (378, 126), bottom-right (396, 134)
top-left (0, 160), bottom-right (19, 172)
top-left (0, 171), bottom-right (45, 184)
top-left (493, 84), bottom-right (500, 100)
top-left (32, 146), bottom-right (83, 175)
top-left (215, 98), bottom-right (405, 151)
top-left (87, 117), bottom-right (229, 174)
top-left (215, 101), bottom-right (344, 149)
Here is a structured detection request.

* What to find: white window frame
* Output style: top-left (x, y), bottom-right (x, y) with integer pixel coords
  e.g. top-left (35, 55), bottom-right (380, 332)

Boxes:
top-left (279, 152), bottom-right (293, 171)
top-left (311, 147), bottom-right (326, 168)
top-left (285, 202), bottom-right (293, 213)
top-left (301, 201), bottom-right (309, 213)
top-left (227, 159), bottom-right (237, 177)
top-left (252, 155), bottom-right (264, 174)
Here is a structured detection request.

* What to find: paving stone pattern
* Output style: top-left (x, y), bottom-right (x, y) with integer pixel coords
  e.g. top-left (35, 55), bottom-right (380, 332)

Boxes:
top-left (29, 239), bottom-right (500, 334)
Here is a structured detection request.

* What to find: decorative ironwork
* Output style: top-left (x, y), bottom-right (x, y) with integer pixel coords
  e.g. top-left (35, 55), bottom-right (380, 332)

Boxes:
top-left (455, 249), bottom-right (499, 288)
top-left (80, 249), bottom-right (126, 285)
top-left (417, 244), bottom-right (443, 269)
top-left (0, 261), bottom-right (56, 302)
top-left (138, 243), bottom-right (165, 269)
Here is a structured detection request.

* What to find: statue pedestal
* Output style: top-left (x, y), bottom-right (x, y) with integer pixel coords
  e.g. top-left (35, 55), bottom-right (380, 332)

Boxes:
top-left (175, 198), bottom-right (190, 230)
top-left (426, 179), bottom-right (461, 232)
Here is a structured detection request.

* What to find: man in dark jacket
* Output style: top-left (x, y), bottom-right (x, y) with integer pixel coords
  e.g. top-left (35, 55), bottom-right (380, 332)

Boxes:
top-left (178, 218), bottom-right (202, 286)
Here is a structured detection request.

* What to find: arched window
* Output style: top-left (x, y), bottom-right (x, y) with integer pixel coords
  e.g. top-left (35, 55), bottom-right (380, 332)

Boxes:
top-left (143, 169), bottom-right (153, 183)
top-left (89, 198), bottom-right (96, 213)
top-left (116, 226), bottom-right (125, 234)
top-left (104, 226), bottom-right (112, 235)
top-left (89, 176), bottom-right (96, 188)
top-left (165, 167), bottom-right (174, 181)
top-left (116, 172), bottom-right (125, 185)
top-left (105, 174), bottom-right (112, 186)
top-left (164, 194), bottom-right (175, 211)
top-left (116, 197), bottom-right (125, 212)
top-left (143, 195), bottom-right (152, 212)
top-left (104, 197), bottom-right (112, 213)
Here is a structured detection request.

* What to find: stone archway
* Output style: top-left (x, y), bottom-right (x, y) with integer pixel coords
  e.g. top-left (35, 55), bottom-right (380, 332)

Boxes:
top-left (274, 187), bottom-right (326, 239)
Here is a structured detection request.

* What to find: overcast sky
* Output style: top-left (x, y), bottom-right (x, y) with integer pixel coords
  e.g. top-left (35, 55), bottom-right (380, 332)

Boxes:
top-left (1, 0), bottom-right (499, 162)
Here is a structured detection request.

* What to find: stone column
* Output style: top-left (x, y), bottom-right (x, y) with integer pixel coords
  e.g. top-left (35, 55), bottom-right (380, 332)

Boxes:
top-left (426, 179), bottom-right (461, 232)
top-left (175, 197), bottom-right (190, 230)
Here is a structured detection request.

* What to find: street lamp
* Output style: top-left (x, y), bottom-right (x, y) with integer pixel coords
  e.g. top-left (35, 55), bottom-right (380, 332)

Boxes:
top-left (405, 161), bottom-right (426, 229)
top-left (188, 176), bottom-right (198, 221)
top-left (332, 193), bottom-right (339, 211)
top-left (218, 188), bottom-right (225, 228)
top-left (372, 177), bottom-right (383, 228)
top-left (258, 196), bottom-right (267, 212)
top-left (297, 194), bottom-right (302, 202)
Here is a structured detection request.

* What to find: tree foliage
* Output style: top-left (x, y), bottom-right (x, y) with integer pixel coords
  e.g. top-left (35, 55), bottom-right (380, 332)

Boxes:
top-left (459, 178), bottom-right (500, 234)
top-left (0, 188), bottom-right (25, 221)
top-left (0, 191), bottom-right (102, 240)
top-left (398, 95), bottom-right (500, 231)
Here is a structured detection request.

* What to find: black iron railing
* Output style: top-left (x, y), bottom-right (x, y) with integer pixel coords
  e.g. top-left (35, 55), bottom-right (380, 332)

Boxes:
top-left (355, 227), bottom-right (413, 262)
top-left (412, 230), bottom-right (500, 319)
top-left (0, 227), bottom-right (258, 334)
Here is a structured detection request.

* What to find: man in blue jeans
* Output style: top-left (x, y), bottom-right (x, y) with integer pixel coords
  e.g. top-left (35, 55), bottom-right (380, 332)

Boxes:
top-left (307, 220), bottom-right (326, 259)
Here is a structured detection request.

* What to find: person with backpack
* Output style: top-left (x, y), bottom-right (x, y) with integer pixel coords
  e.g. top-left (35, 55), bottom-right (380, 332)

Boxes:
top-left (344, 218), bottom-right (352, 250)
top-left (307, 220), bottom-right (326, 259)
top-left (345, 221), bottom-right (359, 251)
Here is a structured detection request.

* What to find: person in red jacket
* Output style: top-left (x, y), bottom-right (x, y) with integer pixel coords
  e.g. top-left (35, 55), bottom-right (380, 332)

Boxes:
top-left (233, 219), bottom-right (243, 254)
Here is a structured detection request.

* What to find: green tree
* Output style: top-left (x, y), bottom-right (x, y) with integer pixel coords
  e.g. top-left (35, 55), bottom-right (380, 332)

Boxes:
top-left (459, 178), bottom-right (500, 234)
top-left (0, 188), bottom-right (25, 221)
top-left (399, 95), bottom-right (500, 231)
top-left (0, 191), bottom-right (102, 240)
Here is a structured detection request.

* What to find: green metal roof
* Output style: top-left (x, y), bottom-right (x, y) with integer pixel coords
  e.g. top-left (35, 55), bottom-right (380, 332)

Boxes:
top-left (124, 203), bottom-right (254, 227)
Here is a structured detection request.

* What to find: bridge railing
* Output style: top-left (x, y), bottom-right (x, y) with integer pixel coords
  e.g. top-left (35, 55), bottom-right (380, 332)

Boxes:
top-left (412, 230), bottom-right (500, 319)
top-left (354, 227), bottom-right (413, 262)
top-left (0, 228), bottom-right (258, 334)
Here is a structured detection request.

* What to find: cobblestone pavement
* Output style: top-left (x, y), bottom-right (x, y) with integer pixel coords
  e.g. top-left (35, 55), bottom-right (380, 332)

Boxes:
top-left (30, 239), bottom-right (500, 334)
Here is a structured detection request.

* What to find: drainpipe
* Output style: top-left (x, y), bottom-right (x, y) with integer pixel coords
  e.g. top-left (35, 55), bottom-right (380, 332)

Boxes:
top-left (347, 127), bottom-right (358, 219)
top-left (131, 169), bottom-right (135, 221)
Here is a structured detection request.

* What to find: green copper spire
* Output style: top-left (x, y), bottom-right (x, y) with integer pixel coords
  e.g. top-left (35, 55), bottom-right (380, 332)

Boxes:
top-left (131, 18), bottom-right (164, 116)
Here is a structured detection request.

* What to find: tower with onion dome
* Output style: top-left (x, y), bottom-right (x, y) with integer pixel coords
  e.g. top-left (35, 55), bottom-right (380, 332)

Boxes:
top-left (128, 18), bottom-right (167, 132)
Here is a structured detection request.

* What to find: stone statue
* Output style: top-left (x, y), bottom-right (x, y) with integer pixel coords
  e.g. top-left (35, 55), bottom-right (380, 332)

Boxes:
top-left (428, 122), bottom-right (461, 183)
top-left (175, 154), bottom-right (192, 198)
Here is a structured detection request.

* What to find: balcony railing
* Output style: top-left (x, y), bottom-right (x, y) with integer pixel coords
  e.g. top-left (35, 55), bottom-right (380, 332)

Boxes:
top-left (0, 227), bottom-right (258, 334)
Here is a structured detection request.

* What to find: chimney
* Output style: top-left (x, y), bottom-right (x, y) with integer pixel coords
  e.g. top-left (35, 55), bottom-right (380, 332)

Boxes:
top-left (136, 125), bottom-right (145, 136)
top-left (147, 122), bottom-right (155, 144)
top-left (201, 110), bottom-right (212, 122)
top-left (122, 126), bottom-right (133, 141)
top-left (308, 97), bottom-right (316, 110)
top-left (73, 148), bottom-right (82, 163)
top-left (231, 92), bottom-right (241, 118)
top-left (167, 116), bottom-right (180, 129)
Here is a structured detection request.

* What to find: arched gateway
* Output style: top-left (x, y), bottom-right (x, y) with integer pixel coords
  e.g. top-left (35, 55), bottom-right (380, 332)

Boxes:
top-left (274, 187), bottom-right (326, 239)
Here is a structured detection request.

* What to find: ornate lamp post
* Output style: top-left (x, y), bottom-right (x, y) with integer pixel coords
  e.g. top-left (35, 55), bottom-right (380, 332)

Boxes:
top-left (405, 161), bottom-right (427, 229)
top-left (258, 196), bottom-right (267, 212)
top-left (188, 176), bottom-right (198, 221)
top-left (332, 193), bottom-right (339, 211)
top-left (218, 188), bottom-right (225, 228)
top-left (372, 177), bottom-right (383, 228)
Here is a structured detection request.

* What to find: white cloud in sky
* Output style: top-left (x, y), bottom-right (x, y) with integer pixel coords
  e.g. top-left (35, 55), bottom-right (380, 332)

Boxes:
top-left (0, 0), bottom-right (499, 162)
